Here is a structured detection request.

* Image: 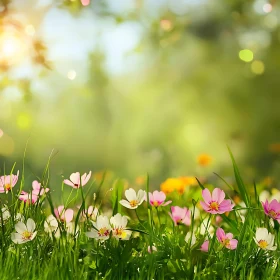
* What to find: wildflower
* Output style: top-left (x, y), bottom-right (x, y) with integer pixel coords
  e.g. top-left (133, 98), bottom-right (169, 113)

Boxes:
top-left (63, 171), bottom-right (92, 188)
top-left (0, 170), bottom-right (19, 193)
top-left (200, 240), bottom-right (209, 252)
top-left (32, 180), bottom-right (49, 196)
top-left (148, 191), bottom-right (172, 207)
top-left (54, 206), bottom-right (74, 223)
top-left (19, 191), bottom-right (38, 204)
top-left (179, 176), bottom-right (197, 186)
top-left (185, 232), bottom-right (196, 247)
top-left (83, 206), bottom-right (98, 221)
top-left (110, 213), bottom-right (131, 240)
top-left (160, 178), bottom-right (183, 194)
top-left (170, 206), bottom-right (191, 226)
top-left (197, 154), bottom-right (212, 166)
top-left (216, 228), bottom-right (238, 250)
top-left (200, 188), bottom-right (234, 214)
top-left (262, 199), bottom-right (280, 221)
top-left (11, 218), bottom-right (37, 244)
top-left (85, 215), bottom-right (111, 241)
top-left (147, 245), bottom-right (157, 253)
top-left (119, 188), bottom-right (146, 209)
top-left (44, 214), bottom-right (60, 239)
top-left (254, 228), bottom-right (276, 251)
top-left (0, 205), bottom-right (11, 224)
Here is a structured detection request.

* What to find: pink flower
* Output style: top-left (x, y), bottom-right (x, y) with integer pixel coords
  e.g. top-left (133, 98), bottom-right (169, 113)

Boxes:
top-left (200, 188), bottom-right (234, 214)
top-left (18, 191), bottom-right (38, 204)
top-left (0, 170), bottom-right (19, 193)
top-left (262, 199), bottom-right (280, 221)
top-left (54, 206), bottom-right (74, 223)
top-left (64, 171), bottom-right (92, 189)
top-left (32, 180), bottom-right (49, 196)
top-left (216, 228), bottom-right (238, 250)
top-left (169, 206), bottom-right (191, 226)
top-left (148, 191), bottom-right (172, 207)
top-left (200, 240), bottom-right (209, 252)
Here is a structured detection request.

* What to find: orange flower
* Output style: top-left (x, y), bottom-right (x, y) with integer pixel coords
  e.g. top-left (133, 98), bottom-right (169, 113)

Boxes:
top-left (160, 178), bottom-right (184, 194)
top-left (197, 154), bottom-right (212, 167)
top-left (179, 176), bottom-right (197, 186)
top-left (135, 175), bottom-right (146, 185)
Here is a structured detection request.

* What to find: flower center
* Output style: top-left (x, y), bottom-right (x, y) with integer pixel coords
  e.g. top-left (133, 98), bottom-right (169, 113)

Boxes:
top-left (153, 201), bottom-right (159, 207)
top-left (98, 227), bottom-right (110, 236)
top-left (129, 200), bottom-right (138, 207)
top-left (22, 231), bottom-right (32, 240)
top-left (222, 238), bottom-right (230, 247)
top-left (5, 184), bottom-right (11, 191)
top-left (209, 201), bottom-right (219, 211)
top-left (268, 210), bottom-right (278, 219)
top-left (258, 240), bottom-right (268, 249)
top-left (74, 183), bottom-right (79, 187)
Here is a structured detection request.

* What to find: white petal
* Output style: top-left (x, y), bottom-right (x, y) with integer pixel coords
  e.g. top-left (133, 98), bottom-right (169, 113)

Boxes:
top-left (255, 228), bottom-right (268, 240)
top-left (15, 222), bottom-right (27, 234)
top-left (26, 219), bottom-right (36, 232)
top-left (30, 231), bottom-right (37, 241)
top-left (125, 188), bottom-right (136, 201)
top-left (86, 230), bottom-right (99, 238)
top-left (11, 233), bottom-right (22, 244)
top-left (119, 200), bottom-right (136, 209)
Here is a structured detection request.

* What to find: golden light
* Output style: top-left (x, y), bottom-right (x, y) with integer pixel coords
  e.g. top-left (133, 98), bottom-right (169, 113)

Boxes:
top-left (67, 70), bottom-right (77, 80)
top-left (0, 32), bottom-right (28, 66)
top-left (17, 113), bottom-right (31, 130)
top-left (25, 24), bottom-right (35, 36)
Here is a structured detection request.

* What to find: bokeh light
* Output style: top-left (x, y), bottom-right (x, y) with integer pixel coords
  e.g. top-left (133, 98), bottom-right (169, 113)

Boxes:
top-left (17, 113), bottom-right (31, 130)
top-left (0, 129), bottom-right (3, 138)
top-left (251, 60), bottom-right (265, 75)
top-left (25, 24), bottom-right (35, 36)
top-left (239, 49), bottom-right (254, 62)
top-left (67, 70), bottom-right (76, 80)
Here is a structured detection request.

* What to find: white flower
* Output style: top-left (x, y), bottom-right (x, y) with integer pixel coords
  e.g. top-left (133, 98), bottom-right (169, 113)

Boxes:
top-left (85, 215), bottom-right (111, 241)
top-left (119, 188), bottom-right (146, 209)
top-left (0, 205), bottom-right (10, 224)
top-left (185, 232), bottom-right (197, 247)
top-left (83, 206), bottom-right (98, 221)
top-left (110, 213), bottom-right (131, 240)
top-left (11, 218), bottom-right (37, 244)
top-left (254, 228), bottom-right (276, 251)
top-left (44, 214), bottom-right (60, 239)
top-left (66, 222), bottom-right (79, 236)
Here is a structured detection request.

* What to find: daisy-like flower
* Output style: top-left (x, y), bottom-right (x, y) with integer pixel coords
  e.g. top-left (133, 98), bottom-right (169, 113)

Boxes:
top-left (216, 228), bottom-right (238, 250)
top-left (54, 206), bottom-right (74, 223)
top-left (148, 190), bottom-right (172, 207)
top-left (19, 191), bottom-right (38, 204)
top-left (32, 180), bottom-right (49, 196)
top-left (110, 213), bottom-right (131, 240)
top-left (44, 214), bottom-right (60, 239)
top-left (200, 188), bottom-right (234, 214)
top-left (85, 215), bottom-right (111, 241)
top-left (200, 240), bottom-right (209, 252)
top-left (254, 228), bottom-right (276, 251)
top-left (169, 206), bottom-right (191, 226)
top-left (11, 218), bottom-right (37, 244)
top-left (0, 170), bottom-right (19, 193)
top-left (262, 199), bottom-right (280, 221)
top-left (63, 171), bottom-right (92, 189)
top-left (119, 188), bottom-right (146, 209)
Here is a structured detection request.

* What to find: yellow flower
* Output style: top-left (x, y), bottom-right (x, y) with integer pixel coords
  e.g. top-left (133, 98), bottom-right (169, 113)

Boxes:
top-left (135, 175), bottom-right (146, 185)
top-left (179, 176), bottom-right (197, 186)
top-left (160, 178), bottom-right (184, 194)
top-left (197, 154), bottom-right (212, 167)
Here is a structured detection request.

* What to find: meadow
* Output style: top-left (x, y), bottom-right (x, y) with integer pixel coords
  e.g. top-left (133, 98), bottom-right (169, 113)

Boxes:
top-left (0, 149), bottom-right (278, 280)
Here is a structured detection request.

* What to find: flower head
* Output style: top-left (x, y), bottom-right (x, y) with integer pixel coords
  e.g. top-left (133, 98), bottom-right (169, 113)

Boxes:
top-left (110, 213), bottom-right (131, 240)
top-left (216, 228), bottom-right (238, 250)
top-left (11, 218), bottom-right (37, 244)
top-left (119, 188), bottom-right (146, 209)
top-left (200, 188), bottom-right (234, 214)
top-left (19, 191), bottom-right (38, 204)
top-left (200, 240), bottom-right (209, 252)
top-left (169, 206), bottom-right (191, 226)
top-left (197, 154), bottom-right (212, 166)
top-left (254, 228), bottom-right (276, 251)
top-left (0, 170), bottom-right (19, 193)
top-left (54, 206), bottom-right (74, 223)
top-left (32, 180), bottom-right (49, 196)
top-left (83, 206), bottom-right (98, 221)
top-left (64, 171), bottom-right (92, 188)
top-left (262, 199), bottom-right (280, 221)
top-left (85, 215), bottom-right (111, 241)
top-left (160, 178), bottom-right (184, 194)
top-left (148, 191), bottom-right (172, 207)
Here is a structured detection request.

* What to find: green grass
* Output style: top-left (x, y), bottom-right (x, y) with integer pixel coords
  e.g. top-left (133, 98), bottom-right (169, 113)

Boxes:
top-left (0, 153), bottom-right (279, 280)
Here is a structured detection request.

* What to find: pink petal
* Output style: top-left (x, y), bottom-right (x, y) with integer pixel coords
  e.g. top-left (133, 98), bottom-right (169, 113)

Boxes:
top-left (69, 172), bottom-right (81, 185)
top-left (153, 190), bottom-right (166, 201)
top-left (65, 209), bottom-right (74, 223)
top-left (200, 201), bottom-right (210, 211)
top-left (216, 228), bottom-right (225, 242)
top-left (200, 240), bottom-right (209, 252)
top-left (63, 179), bottom-right (75, 188)
top-left (81, 171), bottom-right (91, 186)
top-left (162, 200), bottom-right (172, 206)
top-left (202, 188), bottom-right (212, 203)
top-left (212, 188), bottom-right (225, 204)
top-left (218, 200), bottom-right (234, 213)
top-left (225, 233), bottom-right (233, 240)
top-left (228, 239), bottom-right (238, 250)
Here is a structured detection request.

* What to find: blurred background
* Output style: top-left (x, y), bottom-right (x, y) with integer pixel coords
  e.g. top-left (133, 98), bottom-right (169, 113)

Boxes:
top-left (0, 0), bottom-right (280, 190)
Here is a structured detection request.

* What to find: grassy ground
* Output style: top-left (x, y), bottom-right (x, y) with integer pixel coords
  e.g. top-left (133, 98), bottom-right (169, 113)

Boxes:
top-left (0, 151), bottom-right (279, 280)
